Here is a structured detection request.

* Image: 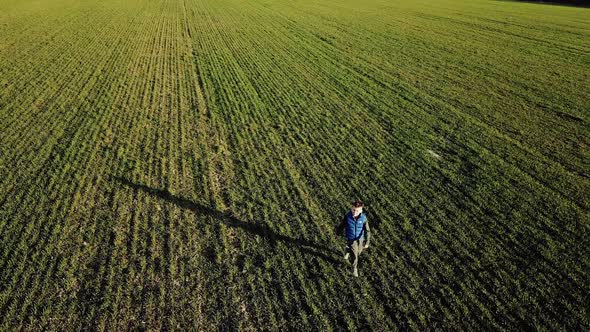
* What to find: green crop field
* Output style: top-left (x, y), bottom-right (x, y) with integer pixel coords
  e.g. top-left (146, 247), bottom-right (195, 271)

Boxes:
top-left (1, 0), bottom-right (589, 330)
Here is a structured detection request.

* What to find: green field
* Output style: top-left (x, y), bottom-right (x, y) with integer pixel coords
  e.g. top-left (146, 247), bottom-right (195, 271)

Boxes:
top-left (1, 0), bottom-right (589, 329)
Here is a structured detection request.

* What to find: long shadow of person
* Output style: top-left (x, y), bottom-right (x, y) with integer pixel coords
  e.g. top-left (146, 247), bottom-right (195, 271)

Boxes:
top-left (111, 176), bottom-right (340, 265)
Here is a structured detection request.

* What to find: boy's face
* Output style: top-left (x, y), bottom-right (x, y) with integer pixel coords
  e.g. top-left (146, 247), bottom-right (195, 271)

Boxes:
top-left (351, 206), bottom-right (363, 217)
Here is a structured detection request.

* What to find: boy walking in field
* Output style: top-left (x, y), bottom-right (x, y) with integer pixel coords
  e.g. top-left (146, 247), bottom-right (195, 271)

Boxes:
top-left (335, 201), bottom-right (371, 277)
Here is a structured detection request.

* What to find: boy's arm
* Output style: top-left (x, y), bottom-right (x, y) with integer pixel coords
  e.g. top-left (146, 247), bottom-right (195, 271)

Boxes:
top-left (363, 220), bottom-right (371, 247)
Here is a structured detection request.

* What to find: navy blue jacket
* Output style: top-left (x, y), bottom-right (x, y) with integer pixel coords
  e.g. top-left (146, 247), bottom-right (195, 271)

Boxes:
top-left (335, 211), bottom-right (371, 243)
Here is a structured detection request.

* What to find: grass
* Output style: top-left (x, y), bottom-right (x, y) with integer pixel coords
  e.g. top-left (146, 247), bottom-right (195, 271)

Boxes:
top-left (0, 0), bottom-right (589, 330)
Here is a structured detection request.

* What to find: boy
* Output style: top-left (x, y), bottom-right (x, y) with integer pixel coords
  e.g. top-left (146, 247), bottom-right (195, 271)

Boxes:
top-left (335, 201), bottom-right (371, 277)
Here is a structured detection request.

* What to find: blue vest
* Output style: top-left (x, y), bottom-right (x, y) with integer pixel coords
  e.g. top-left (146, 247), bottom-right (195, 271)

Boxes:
top-left (345, 211), bottom-right (367, 241)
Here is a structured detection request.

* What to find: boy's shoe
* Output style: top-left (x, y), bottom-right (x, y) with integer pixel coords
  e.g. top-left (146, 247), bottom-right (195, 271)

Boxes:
top-left (353, 268), bottom-right (358, 277)
top-left (344, 252), bottom-right (350, 261)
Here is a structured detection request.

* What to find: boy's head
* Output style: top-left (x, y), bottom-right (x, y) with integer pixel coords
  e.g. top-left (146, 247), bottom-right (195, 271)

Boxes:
top-left (351, 200), bottom-right (364, 217)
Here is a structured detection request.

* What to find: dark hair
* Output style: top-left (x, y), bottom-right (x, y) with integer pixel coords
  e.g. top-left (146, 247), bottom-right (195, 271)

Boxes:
top-left (351, 200), bottom-right (364, 208)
